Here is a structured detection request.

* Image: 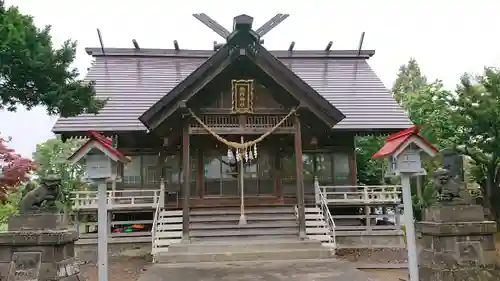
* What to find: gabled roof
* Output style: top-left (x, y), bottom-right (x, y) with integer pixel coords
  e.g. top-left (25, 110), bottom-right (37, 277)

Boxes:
top-left (139, 29), bottom-right (345, 130)
top-left (52, 49), bottom-right (412, 134)
top-left (372, 126), bottom-right (438, 159)
top-left (68, 131), bottom-right (131, 164)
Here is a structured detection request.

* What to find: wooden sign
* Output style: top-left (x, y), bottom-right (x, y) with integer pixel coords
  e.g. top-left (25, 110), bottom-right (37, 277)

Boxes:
top-left (8, 252), bottom-right (41, 281)
top-left (85, 154), bottom-right (112, 179)
top-left (231, 79), bottom-right (254, 114)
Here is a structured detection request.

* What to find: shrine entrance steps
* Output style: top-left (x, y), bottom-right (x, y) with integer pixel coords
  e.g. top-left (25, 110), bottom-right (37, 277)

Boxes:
top-left (154, 205), bottom-right (335, 263)
top-left (189, 205), bottom-right (298, 240)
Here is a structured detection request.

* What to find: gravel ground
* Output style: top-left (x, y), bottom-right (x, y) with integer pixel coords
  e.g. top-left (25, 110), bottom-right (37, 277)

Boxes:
top-left (80, 256), bottom-right (151, 281)
top-left (336, 248), bottom-right (408, 264)
top-left (361, 269), bottom-right (408, 281)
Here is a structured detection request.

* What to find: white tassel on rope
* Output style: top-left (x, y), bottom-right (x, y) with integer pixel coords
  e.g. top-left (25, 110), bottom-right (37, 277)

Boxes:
top-left (244, 148), bottom-right (249, 162)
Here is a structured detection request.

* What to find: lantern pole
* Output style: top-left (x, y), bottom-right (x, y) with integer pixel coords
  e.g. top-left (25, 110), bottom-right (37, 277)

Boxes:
top-left (401, 172), bottom-right (419, 281)
top-left (239, 136), bottom-right (247, 225)
top-left (97, 179), bottom-right (108, 281)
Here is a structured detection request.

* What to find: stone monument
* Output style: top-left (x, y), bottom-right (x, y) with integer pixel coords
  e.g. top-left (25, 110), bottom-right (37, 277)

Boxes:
top-left (417, 168), bottom-right (499, 281)
top-left (0, 176), bottom-right (83, 281)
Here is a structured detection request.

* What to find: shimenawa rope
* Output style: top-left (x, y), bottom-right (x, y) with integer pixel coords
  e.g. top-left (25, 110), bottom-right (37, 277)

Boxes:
top-left (187, 107), bottom-right (297, 150)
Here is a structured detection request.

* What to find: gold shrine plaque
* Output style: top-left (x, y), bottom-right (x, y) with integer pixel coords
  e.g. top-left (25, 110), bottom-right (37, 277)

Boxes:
top-left (231, 79), bottom-right (254, 114)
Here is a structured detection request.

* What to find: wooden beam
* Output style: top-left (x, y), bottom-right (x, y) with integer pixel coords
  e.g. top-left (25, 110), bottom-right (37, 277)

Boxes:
top-left (357, 32), bottom-right (365, 56)
top-left (288, 41), bottom-right (295, 52)
top-left (255, 13), bottom-right (290, 37)
top-left (132, 39), bottom-right (140, 50)
top-left (182, 118), bottom-right (190, 239)
top-left (96, 29), bottom-right (105, 55)
top-left (174, 40), bottom-right (180, 51)
top-left (294, 114), bottom-right (306, 239)
top-left (325, 41), bottom-right (333, 51)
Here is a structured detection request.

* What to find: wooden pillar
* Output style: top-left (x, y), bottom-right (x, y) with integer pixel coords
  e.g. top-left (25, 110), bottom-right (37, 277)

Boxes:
top-left (349, 153), bottom-right (357, 186)
top-left (274, 152), bottom-right (282, 201)
top-left (197, 149), bottom-right (204, 198)
top-left (182, 120), bottom-right (190, 239)
top-left (158, 151), bottom-right (166, 207)
top-left (294, 114), bottom-right (306, 239)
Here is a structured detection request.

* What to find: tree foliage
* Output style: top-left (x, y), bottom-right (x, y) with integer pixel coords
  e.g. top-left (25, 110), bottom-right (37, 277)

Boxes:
top-left (0, 1), bottom-right (105, 117)
top-left (448, 68), bottom-right (500, 217)
top-left (383, 59), bottom-right (500, 219)
top-left (32, 137), bottom-right (86, 208)
top-left (0, 136), bottom-right (36, 202)
top-left (392, 58), bottom-right (428, 104)
top-left (355, 135), bottom-right (385, 185)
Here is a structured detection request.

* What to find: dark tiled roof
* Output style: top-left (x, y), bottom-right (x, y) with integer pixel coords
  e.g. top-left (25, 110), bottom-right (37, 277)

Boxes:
top-left (52, 48), bottom-right (412, 133)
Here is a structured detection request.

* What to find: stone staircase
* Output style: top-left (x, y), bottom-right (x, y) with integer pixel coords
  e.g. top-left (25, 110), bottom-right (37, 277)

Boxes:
top-left (154, 205), bottom-right (335, 263)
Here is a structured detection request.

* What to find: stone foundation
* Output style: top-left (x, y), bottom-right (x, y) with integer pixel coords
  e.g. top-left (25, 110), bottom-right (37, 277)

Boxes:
top-left (0, 213), bottom-right (82, 281)
top-left (336, 230), bottom-right (405, 248)
top-left (417, 203), bottom-right (500, 281)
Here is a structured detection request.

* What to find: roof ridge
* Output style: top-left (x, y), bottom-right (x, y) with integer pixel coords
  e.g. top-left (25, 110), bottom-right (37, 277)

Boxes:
top-left (85, 47), bottom-right (375, 59)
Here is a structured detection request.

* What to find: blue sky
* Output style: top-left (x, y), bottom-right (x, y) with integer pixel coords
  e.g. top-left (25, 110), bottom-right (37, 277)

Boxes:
top-left (2, 0), bottom-right (500, 158)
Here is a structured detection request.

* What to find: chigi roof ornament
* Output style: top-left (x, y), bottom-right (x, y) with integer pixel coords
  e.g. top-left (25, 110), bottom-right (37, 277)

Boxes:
top-left (192, 13), bottom-right (289, 41)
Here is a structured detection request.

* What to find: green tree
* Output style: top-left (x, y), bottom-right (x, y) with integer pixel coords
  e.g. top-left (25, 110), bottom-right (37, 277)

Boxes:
top-left (0, 1), bottom-right (105, 116)
top-left (355, 135), bottom-right (385, 185)
top-left (32, 137), bottom-right (86, 210)
top-left (356, 59), bottom-right (430, 186)
top-left (449, 68), bottom-right (500, 218)
top-left (392, 58), bottom-right (428, 104)
top-left (402, 82), bottom-right (457, 148)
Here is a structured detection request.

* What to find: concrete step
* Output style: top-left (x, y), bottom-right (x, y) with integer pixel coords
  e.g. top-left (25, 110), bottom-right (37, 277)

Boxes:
top-left (190, 227), bottom-right (298, 238)
top-left (305, 207), bottom-right (321, 213)
top-left (155, 247), bottom-right (333, 263)
top-left (190, 214), bottom-right (296, 223)
top-left (190, 234), bottom-right (298, 242)
top-left (159, 210), bottom-right (182, 217)
top-left (190, 221), bottom-right (297, 230)
top-left (190, 206), bottom-right (294, 216)
top-left (305, 227), bottom-right (330, 234)
top-left (167, 239), bottom-right (323, 253)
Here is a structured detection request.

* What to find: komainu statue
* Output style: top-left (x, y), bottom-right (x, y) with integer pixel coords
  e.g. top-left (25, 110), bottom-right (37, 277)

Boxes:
top-left (18, 175), bottom-right (61, 213)
top-left (433, 168), bottom-right (471, 203)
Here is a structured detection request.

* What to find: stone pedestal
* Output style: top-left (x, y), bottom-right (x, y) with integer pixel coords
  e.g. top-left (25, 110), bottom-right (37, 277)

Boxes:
top-left (417, 203), bottom-right (500, 281)
top-left (0, 213), bottom-right (82, 281)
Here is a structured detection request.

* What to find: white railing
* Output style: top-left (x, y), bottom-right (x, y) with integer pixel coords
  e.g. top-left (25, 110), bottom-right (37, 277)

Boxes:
top-left (314, 179), bottom-right (336, 248)
top-left (318, 184), bottom-right (402, 204)
top-left (151, 181), bottom-right (165, 262)
top-left (71, 189), bottom-right (161, 209)
top-left (151, 199), bottom-right (161, 262)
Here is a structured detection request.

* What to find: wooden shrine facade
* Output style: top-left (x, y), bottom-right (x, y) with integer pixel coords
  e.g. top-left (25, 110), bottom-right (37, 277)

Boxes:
top-left (136, 15), bottom-right (348, 238)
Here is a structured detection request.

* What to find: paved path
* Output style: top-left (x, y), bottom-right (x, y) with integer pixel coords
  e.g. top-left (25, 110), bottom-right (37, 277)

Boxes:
top-left (138, 259), bottom-right (382, 281)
